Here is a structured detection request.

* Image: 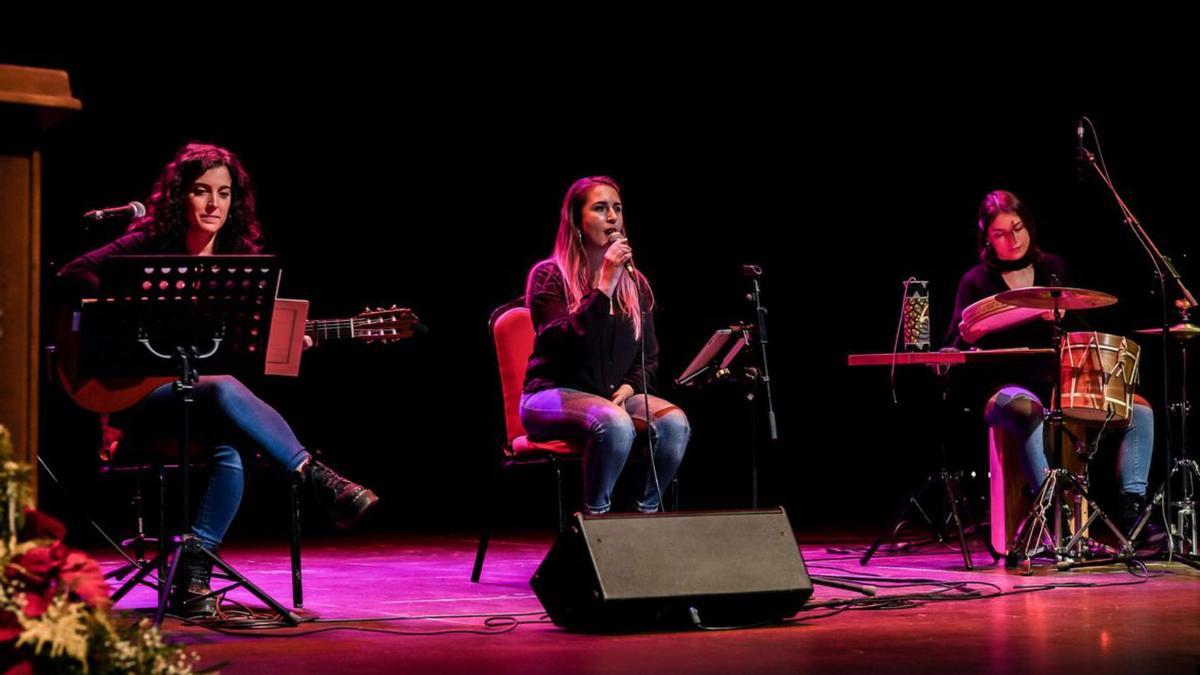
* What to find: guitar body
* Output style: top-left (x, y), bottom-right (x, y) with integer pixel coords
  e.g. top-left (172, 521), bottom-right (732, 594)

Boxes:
top-left (53, 308), bottom-right (171, 413)
top-left (58, 372), bottom-right (173, 414)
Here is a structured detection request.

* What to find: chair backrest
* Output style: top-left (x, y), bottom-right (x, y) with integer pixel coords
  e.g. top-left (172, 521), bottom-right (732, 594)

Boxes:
top-left (490, 297), bottom-right (534, 446)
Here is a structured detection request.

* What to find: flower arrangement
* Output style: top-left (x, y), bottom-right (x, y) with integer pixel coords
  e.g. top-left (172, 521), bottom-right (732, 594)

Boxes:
top-left (0, 424), bottom-right (202, 674)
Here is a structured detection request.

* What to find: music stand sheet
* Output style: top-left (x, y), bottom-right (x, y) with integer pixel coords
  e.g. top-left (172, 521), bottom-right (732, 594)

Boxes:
top-left (79, 255), bottom-right (280, 379)
top-left (677, 329), bottom-right (746, 386)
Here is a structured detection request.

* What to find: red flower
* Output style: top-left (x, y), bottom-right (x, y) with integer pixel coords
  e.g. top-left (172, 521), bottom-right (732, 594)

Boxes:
top-left (5, 542), bottom-right (111, 615)
top-left (18, 510), bottom-right (66, 543)
top-left (59, 552), bottom-right (111, 611)
top-left (6, 543), bottom-right (67, 589)
top-left (15, 591), bottom-right (50, 619)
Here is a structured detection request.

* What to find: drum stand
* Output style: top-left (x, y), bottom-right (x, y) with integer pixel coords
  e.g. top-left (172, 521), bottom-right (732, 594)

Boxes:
top-left (861, 367), bottom-right (1000, 570)
top-left (1127, 315), bottom-right (1200, 569)
top-left (1007, 459), bottom-right (1135, 574)
top-left (1007, 301), bottom-right (1135, 574)
top-left (1125, 460), bottom-right (1200, 570)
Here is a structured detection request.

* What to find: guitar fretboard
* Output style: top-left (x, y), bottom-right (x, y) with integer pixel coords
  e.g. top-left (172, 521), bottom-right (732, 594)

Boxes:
top-left (305, 316), bottom-right (410, 341)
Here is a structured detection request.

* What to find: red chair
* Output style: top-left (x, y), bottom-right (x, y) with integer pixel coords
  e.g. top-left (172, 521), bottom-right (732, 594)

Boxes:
top-left (471, 297), bottom-right (585, 583)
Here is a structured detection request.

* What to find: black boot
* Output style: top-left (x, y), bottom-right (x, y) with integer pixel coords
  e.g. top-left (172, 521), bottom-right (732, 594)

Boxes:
top-left (1120, 491), bottom-right (1165, 546)
top-left (304, 460), bottom-right (379, 529)
top-left (168, 547), bottom-right (218, 618)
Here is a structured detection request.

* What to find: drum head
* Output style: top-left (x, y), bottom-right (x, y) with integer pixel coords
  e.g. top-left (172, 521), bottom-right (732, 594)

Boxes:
top-left (960, 294), bottom-right (1046, 339)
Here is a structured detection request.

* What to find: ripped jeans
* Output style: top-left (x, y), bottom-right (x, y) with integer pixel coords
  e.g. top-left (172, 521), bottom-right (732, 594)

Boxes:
top-left (519, 388), bottom-right (691, 513)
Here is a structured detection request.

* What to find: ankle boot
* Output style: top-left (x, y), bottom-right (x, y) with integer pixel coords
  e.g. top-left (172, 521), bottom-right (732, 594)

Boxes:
top-left (1121, 491), bottom-right (1164, 546)
top-left (304, 460), bottom-right (379, 529)
top-left (168, 548), bottom-right (218, 617)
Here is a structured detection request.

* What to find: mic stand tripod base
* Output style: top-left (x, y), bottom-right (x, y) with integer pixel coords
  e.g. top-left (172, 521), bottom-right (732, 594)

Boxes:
top-left (860, 468), bottom-right (999, 571)
top-left (1126, 458), bottom-right (1200, 571)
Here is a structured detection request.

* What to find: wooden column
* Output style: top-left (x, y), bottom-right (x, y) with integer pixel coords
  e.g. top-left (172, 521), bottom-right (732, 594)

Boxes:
top-left (0, 64), bottom-right (81, 496)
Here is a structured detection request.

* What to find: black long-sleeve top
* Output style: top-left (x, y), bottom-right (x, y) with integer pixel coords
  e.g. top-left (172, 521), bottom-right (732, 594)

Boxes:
top-left (522, 260), bottom-right (658, 397)
top-left (944, 252), bottom-right (1071, 403)
top-left (945, 252), bottom-right (1070, 350)
top-left (56, 230), bottom-right (174, 299)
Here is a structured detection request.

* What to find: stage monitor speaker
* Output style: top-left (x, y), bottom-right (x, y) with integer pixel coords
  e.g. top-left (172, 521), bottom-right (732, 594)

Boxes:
top-left (531, 508), bottom-right (812, 631)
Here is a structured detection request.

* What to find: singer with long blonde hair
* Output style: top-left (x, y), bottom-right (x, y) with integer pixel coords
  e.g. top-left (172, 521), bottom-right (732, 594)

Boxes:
top-left (519, 176), bottom-right (690, 514)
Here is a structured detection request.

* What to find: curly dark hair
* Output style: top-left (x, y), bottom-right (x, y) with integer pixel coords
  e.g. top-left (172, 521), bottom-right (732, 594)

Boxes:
top-left (129, 143), bottom-right (263, 253)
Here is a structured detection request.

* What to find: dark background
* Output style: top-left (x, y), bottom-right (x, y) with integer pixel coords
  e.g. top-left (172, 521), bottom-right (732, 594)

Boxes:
top-left (7, 49), bottom-right (1196, 546)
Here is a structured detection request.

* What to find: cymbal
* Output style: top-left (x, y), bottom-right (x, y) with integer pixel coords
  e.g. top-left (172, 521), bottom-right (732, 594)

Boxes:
top-left (1135, 322), bottom-right (1200, 339)
top-left (995, 286), bottom-right (1118, 311)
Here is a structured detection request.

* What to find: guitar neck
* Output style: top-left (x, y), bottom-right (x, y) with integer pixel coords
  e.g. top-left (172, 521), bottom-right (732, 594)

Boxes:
top-left (306, 313), bottom-right (414, 342)
top-left (306, 318), bottom-right (357, 341)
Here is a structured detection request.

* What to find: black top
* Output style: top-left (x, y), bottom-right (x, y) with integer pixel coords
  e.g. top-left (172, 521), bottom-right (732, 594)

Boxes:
top-left (522, 260), bottom-right (658, 397)
top-left (945, 252), bottom-right (1070, 350)
top-left (57, 230), bottom-right (176, 298)
top-left (944, 252), bottom-right (1071, 402)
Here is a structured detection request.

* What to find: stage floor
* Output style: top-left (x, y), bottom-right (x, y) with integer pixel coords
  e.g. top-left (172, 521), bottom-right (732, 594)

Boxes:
top-left (96, 530), bottom-right (1200, 674)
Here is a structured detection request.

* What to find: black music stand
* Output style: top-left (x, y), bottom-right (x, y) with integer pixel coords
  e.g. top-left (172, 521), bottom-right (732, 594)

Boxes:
top-left (676, 325), bottom-right (750, 388)
top-left (85, 255), bottom-right (304, 626)
top-left (677, 323), bottom-right (765, 502)
top-left (678, 265), bottom-right (782, 509)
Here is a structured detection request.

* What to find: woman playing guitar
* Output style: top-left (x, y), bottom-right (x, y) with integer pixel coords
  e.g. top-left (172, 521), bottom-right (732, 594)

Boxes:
top-left (57, 143), bottom-right (378, 617)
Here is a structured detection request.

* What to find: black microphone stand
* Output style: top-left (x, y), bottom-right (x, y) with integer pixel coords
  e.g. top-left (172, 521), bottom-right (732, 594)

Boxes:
top-left (1080, 119), bottom-right (1199, 563)
top-left (743, 265), bottom-right (778, 508)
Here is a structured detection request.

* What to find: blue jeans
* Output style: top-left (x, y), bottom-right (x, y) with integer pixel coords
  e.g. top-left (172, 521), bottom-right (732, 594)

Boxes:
top-left (985, 385), bottom-right (1153, 496)
top-left (519, 388), bottom-right (691, 514)
top-left (119, 375), bottom-right (311, 550)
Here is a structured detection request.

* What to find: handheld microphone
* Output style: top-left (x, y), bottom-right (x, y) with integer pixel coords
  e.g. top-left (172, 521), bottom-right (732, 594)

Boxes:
top-left (605, 229), bottom-right (636, 276)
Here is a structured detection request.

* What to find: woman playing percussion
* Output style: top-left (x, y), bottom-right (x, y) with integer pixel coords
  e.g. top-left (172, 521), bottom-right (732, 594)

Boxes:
top-left (945, 189), bottom-right (1155, 535)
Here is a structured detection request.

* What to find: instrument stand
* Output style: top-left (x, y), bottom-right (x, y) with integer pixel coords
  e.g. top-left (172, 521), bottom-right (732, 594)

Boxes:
top-left (1007, 465), bottom-right (1134, 574)
top-left (1007, 296), bottom-right (1135, 573)
top-left (34, 452), bottom-right (152, 585)
top-left (1082, 131), bottom-right (1199, 523)
top-left (861, 367), bottom-right (1000, 570)
top-left (676, 269), bottom-right (773, 509)
top-left (1126, 458), bottom-right (1200, 570)
top-left (743, 365), bottom-right (761, 509)
top-left (108, 342), bottom-right (304, 625)
top-left (1127, 308), bottom-right (1200, 567)
top-left (676, 323), bottom-right (764, 507)
top-left (745, 266), bottom-right (779, 511)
